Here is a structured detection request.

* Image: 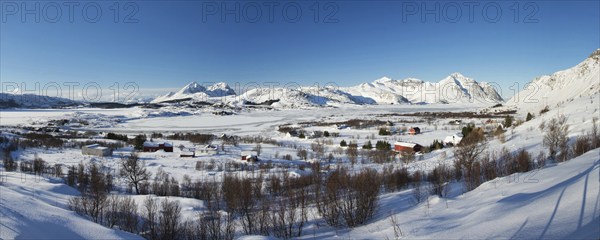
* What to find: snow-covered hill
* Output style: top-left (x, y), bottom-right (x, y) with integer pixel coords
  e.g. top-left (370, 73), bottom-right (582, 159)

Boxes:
top-left (0, 93), bottom-right (79, 109)
top-left (508, 49), bottom-right (600, 112)
top-left (152, 82), bottom-right (236, 103)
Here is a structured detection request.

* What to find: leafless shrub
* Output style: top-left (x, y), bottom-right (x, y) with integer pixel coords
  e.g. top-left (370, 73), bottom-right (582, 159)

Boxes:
top-left (388, 213), bottom-right (403, 239)
top-left (515, 149), bottom-right (533, 172)
top-left (541, 115), bottom-right (569, 160)
top-left (318, 168), bottom-right (381, 227)
top-left (159, 199), bottom-right (182, 240)
top-left (143, 196), bottom-right (159, 240)
top-left (296, 148), bottom-right (308, 160)
top-left (573, 134), bottom-right (592, 157)
top-left (429, 164), bottom-right (452, 197)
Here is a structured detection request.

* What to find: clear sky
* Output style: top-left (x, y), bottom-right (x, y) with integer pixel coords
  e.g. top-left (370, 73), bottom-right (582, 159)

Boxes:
top-left (1, 0), bottom-right (599, 99)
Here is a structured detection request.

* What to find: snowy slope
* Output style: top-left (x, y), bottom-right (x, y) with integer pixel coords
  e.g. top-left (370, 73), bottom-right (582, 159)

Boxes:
top-left (152, 82), bottom-right (236, 103)
top-left (311, 149), bottom-right (599, 239)
top-left (0, 174), bottom-right (142, 239)
top-left (508, 49), bottom-right (600, 112)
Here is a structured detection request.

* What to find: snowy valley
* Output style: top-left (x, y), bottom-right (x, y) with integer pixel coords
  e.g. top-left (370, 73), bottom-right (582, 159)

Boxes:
top-left (1, 50), bottom-right (599, 240)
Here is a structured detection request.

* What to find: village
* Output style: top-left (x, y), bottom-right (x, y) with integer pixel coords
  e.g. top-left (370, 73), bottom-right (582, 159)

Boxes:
top-left (64, 113), bottom-right (507, 183)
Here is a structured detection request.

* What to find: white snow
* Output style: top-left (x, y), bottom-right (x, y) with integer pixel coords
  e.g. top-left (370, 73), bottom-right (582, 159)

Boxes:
top-left (0, 174), bottom-right (142, 239)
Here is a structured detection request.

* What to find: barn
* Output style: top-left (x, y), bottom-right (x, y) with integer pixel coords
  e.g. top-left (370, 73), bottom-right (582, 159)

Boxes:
top-left (408, 127), bottom-right (421, 135)
top-left (143, 141), bottom-right (174, 152)
top-left (394, 142), bottom-right (423, 153)
top-left (82, 144), bottom-right (112, 157)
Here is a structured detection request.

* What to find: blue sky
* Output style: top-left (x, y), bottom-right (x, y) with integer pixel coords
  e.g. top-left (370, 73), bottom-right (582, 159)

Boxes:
top-left (1, 1), bottom-right (599, 99)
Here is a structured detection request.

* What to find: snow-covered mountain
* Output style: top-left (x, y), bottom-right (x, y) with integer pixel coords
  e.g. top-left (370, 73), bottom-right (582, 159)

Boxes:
top-left (224, 86), bottom-right (374, 108)
top-left (152, 82), bottom-right (236, 103)
top-left (508, 49), bottom-right (600, 111)
top-left (0, 93), bottom-right (79, 108)
top-left (153, 73), bottom-right (503, 107)
top-left (346, 73), bottom-right (504, 104)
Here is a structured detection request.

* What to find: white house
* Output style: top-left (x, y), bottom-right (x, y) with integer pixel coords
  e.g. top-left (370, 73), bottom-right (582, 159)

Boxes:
top-left (444, 133), bottom-right (464, 146)
top-left (82, 144), bottom-right (112, 157)
top-left (195, 145), bottom-right (218, 156)
top-left (180, 150), bottom-right (195, 158)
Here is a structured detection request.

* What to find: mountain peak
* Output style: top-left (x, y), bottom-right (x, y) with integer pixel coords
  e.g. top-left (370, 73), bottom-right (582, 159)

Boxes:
top-left (443, 72), bottom-right (477, 85)
top-left (207, 82), bottom-right (231, 91)
top-left (152, 81), bottom-right (236, 103)
top-left (207, 82), bottom-right (236, 97)
top-left (449, 72), bottom-right (466, 78)
top-left (374, 76), bottom-right (393, 83)
top-left (179, 81), bottom-right (205, 94)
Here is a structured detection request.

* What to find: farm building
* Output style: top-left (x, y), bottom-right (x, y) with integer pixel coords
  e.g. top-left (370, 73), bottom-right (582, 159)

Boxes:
top-left (408, 127), bottom-right (421, 135)
top-left (82, 144), bottom-right (112, 157)
top-left (180, 151), bottom-right (195, 158)
top-left (142, 141), bottom-right (174, 152)
top-left (196, 145), bottom-right (218, 156)
top-left (241, 151), bottom-right (258, 161)
top-left (394, 142), bottom-right (423, 153)
top-left (444, 133), bottom-right (464, 146)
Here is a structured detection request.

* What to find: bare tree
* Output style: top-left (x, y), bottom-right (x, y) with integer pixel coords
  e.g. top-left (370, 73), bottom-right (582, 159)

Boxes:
top-left (296, 148), bottom-right (308, 160)
top-left (454, 129), bottom-right (487, 191)
top-left (253, 143), bottom-right (262, 156)
top-left (429, 164), bottom-right (451, 197)
top-left (542, 115), bottom-right (569, 160)
top-left (159, 199), bottom-right (182, 240)
top-left (120, 153), bottom-right (150, 194)
top-left (143, 196), bottom-right (159, 240)
top-left (346, 145), bottom-right (358, 166)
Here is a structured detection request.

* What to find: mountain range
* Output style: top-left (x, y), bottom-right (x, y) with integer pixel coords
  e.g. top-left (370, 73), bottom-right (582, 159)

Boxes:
top-left (151, 72), bottom-right (505, 106)
top-left (1, 49), bottom-right (598, 110)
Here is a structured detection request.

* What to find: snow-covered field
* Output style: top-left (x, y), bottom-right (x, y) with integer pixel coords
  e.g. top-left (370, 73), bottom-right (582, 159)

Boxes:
top-left (1, 92), bottom-right (599, 239)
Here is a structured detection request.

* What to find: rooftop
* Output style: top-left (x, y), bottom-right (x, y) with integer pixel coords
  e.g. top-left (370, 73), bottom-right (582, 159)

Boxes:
top-left (84, 144), bottom-right (108, 150)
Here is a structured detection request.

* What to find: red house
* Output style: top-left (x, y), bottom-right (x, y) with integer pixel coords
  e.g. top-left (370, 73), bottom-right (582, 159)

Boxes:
top-left (394, 142), bottom-right (422, 153)
top-left (143, 141), bottom-right (173, 152)
top-left (408, 127), bottom-right (421, 135)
